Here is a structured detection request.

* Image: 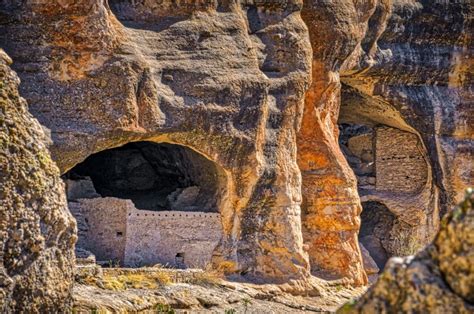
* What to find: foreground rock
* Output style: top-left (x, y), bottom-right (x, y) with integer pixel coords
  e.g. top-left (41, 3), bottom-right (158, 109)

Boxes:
top-left (341, 190), bottom-right (474, 313)
top-left (0, 50), bottom-right (76, 311)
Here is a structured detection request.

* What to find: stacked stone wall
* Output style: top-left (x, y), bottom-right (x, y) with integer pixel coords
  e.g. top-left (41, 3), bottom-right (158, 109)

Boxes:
top-left (69, 198), bottom-right (222, 268)
top-left (375, 127), bottom-right (428, 193)
top-left (125, 209), bottom-right (222, 268)
top-left (69, 198), bottom-right (131, 264)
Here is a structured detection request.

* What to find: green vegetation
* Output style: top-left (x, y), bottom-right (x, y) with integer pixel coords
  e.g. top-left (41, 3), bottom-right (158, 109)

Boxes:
top-left (155, 304), bottom-right (175, 314)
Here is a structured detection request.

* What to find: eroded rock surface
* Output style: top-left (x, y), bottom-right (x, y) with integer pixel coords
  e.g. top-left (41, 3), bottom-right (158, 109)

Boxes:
top-left (344, 191), bottom-right (474, 313)
top-left (0, 0), bottom-right (312, 284)
top-left (73, 267), bottom-right (367, 313)
top-left (340, 0), bottom-right (473, 216)
top-left (299, 0), bottom-right (472, 283)
top-left (0, 0), bottom-right (471, 302)
top-left (0, 50), bottom-right (76, 311)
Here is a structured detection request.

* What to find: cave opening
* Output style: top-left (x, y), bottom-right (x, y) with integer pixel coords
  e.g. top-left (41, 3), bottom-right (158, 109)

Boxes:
top-left (64, 141), bottom-right (223, 212)
top-left (359, 201), bottom-right (396, 270)
top-left (64, 141), bottom-right (227, 268)
top-left (338, 84), bottom-right (431, 274)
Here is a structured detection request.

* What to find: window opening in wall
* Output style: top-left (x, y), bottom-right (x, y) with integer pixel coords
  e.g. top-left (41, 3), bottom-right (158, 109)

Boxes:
top-left (175, 253), bottom-right (185, 269)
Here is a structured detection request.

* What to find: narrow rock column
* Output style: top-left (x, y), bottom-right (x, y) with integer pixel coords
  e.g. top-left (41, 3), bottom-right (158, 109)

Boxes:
top-left (298, 0), bottom-right (385, 286)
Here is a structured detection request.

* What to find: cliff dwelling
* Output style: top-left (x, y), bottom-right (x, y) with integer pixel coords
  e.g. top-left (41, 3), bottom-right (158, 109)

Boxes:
top-left (337, 91), bottom-right (431, 271)
top-left (2, 0), bottom-right (473, 311)
top-left (63, 141), bottom-right (226, 268)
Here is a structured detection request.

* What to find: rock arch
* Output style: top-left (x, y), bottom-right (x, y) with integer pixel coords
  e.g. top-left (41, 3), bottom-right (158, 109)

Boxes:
top-left (64, 141), bottom-right (228, 213)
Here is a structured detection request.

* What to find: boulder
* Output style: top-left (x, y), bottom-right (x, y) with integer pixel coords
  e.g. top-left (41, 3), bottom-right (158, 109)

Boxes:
top-left (65, 177), bottom-right (101, 200)
top-left (359, 243), bottom-right (380, 275)
top-left (0, 50), bottom-right (76, 312)
top-left (342, 191), bottom-right (474, 313)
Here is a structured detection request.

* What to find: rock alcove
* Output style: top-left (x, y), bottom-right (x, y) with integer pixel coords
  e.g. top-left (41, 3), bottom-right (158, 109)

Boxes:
top-left (337, 87), bottom-right (434, 274)
top-left (64, 141), bottom-right (223, 212)
top-left (359, 201), bottom-right (395, 269)
top-left (63, 141), bottom-right (226, 268)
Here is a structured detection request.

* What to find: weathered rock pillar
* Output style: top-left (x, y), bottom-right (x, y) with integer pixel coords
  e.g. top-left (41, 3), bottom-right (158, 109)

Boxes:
top-left (298, 62), bottom-right (366, 285)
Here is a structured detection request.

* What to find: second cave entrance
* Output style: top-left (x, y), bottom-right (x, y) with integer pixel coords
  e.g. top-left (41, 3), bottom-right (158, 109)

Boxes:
top-left (359, 201), bottom-right (396, 269)
top-left (65, 141), bottom-right (224, 212)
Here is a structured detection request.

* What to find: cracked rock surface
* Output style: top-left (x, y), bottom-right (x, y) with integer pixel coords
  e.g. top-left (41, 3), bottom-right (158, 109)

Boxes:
top-left (0, 49), bottom-right (76, 312)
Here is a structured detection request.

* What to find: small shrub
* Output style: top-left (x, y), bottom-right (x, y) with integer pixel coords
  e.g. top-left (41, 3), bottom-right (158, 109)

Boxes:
top-left (156, 303), bottom-right (175, 314)
top-left (242, 298), bottom-right (252, 314)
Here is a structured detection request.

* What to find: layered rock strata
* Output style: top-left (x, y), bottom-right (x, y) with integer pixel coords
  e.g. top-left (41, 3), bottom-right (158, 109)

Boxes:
top-left (340, 0), bottom-right (473, 216)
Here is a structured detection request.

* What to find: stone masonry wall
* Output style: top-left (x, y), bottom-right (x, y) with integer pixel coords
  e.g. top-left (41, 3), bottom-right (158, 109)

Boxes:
top-left (375, 127), bottom-right (428, 193)
top-left (69, 198), bottom-right (130, 264)
top-left (69, 197), bottom-right (222, 268)
top-left (125, 209), bottom-right (222, 268)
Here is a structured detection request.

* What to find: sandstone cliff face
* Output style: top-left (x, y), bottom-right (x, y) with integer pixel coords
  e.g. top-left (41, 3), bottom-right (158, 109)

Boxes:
top-left (346, 0), bottom-right (472, 212)
top-left (0, 0), bottom-right (313, 284)
top-left (0, 0), bottom-right (471, 300)
top-left (344, 190), bottom-right (474, 313)
top-left (0, 50), bottom-right (76, 311)
top-left (340, 0), bottom-right (472, 270)
top-left (299, 0), bottom-right (472, 283)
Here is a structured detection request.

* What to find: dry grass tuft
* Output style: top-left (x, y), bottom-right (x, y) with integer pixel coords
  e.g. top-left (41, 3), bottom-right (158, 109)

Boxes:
top-left (215, 261), bottom-right (237, 275)
top-left (191, 269), bottom-right (223, 286)
top-left (100, 270), bottom-right (172, 291)
top-left (78, 265), bottom-right (226, 291)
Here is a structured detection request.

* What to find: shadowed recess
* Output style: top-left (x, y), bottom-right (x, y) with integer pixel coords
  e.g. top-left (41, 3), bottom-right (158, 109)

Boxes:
top-left (360, 201), bottom-right (396, 269)
top-left (64, 141), bottom-right (224, 212)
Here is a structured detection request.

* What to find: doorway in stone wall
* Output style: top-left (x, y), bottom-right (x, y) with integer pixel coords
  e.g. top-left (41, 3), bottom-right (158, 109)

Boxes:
top-left (63, 141), bottom-right (227, 268)
top-left (359, 201), bottom-right (396, 270)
